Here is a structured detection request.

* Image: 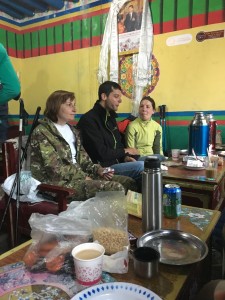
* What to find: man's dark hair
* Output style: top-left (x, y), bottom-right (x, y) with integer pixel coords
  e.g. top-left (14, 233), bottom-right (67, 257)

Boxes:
top-left (140, 96), bottom-right (156, 110)
top-left (98, 81), bottom-right (122, 100)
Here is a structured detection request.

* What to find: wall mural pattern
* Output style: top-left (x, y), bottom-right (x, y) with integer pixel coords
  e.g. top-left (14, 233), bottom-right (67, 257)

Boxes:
top-left (119, 54), bottom-right (159, 99)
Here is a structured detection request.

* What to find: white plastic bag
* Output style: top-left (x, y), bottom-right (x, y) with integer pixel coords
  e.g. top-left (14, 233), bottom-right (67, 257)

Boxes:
top-left (1, 171), bottom-right (43, 203)
top-left (59, 198), bottom-right (95, 220)
top-left (60, 192), bottom-right (130, 274)
top-left (89, 191), bottom-right (129, 274)
top-left (103, 249), bottom-right (129, 274)
top-left (23, 213), bottom-right (92, 273)
top-left (29, 213), bottom-right (92, 238)
top-left (88, 191), bottom-right (129, 254)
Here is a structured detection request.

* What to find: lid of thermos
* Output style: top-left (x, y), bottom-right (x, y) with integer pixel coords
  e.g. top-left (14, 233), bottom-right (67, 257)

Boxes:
top-left (190, 112), bottom-right (208, 126)
top-left (206, 113), bottom-right (213, 119)
top-left (206, 113), bottom-right (216, 122)
top-left (144, 156), bottom-right (160, 169)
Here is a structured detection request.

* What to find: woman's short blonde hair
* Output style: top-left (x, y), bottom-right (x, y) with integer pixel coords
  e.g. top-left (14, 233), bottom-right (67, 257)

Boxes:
top-left (44, 90), bottom-right (75, 122)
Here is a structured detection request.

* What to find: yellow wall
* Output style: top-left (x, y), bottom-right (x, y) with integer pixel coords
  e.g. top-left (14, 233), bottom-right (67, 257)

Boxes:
top-left (8, 22), bottom-right (225, 116)
top-left (152, 23), bottom-right (225, 111)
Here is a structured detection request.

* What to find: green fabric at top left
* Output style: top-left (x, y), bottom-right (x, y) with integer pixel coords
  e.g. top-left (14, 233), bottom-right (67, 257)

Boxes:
top-left (0, 43), bottom-right (21, 105)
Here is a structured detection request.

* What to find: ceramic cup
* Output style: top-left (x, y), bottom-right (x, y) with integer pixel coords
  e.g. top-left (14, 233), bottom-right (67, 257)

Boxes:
top-left (72, 242), bottom-right (105, 286)
top-left (133, 247), bottom-right (160, 279)
top-left (205, 155), bottom-right (219, 180)
top-left (171, 149), bottom-right (180, 161)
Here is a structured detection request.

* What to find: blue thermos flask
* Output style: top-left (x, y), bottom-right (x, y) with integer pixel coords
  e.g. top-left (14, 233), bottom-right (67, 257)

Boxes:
top-left (188, 112), bottom-right (209, 156)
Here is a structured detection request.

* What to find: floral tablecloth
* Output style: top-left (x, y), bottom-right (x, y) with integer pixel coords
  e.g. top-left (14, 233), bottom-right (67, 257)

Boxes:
top-left (0, 261), bottom-right (78, 299)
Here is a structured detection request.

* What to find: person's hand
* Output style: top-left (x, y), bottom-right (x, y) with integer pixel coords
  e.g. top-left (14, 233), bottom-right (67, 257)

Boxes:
top-left (103, 171), bottom-right (114, 180)
top-left (124, 156), bottom-right (136, 162)
top-left (85, 176), bottom-right (92, 180)
top-left (125, 147), bottom-right (139, 155)
top-left (97, 167), bottom-right (114, 180)
top-left (97, 167), bottom-right (105, 177)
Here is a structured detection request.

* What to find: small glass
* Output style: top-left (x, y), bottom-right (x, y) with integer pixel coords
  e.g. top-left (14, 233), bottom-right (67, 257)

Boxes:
top-left (205, 155), bottom-right (219, 180)
top-left (216, 130), bottom-right (222, 146)
top-left (171, 149), bottom-right (180, 161)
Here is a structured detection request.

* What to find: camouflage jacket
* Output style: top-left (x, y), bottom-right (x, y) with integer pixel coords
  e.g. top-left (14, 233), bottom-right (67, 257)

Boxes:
top-left (30, 117), bottom-right (101, 188)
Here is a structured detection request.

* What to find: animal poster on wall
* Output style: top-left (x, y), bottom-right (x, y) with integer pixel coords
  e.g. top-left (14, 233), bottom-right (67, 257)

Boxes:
top-left (118, 0), bottom-right (143, 55)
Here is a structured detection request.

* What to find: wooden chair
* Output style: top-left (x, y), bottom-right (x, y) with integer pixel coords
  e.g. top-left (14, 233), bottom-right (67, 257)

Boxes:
top-left (7, 125), bottom-right (25, 139)
top-left (0, 126), bottom-right (25, 183)
top-left (1, 141), bottom-right (76, 248)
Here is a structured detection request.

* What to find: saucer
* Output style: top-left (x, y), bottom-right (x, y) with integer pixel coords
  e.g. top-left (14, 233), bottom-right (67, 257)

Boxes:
top-left (217, 151), bottom-right (225, 157)
top-left (184, 166), bottom-right (205, 171)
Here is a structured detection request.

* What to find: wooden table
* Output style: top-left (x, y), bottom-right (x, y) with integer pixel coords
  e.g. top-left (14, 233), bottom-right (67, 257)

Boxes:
top-left (162, 162), bottom-right (225, 210)
top-left (0, 206), bottom-right (221, 300)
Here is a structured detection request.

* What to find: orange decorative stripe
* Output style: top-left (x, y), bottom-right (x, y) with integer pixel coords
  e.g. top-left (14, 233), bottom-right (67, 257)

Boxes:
top-left (167, 120), bottom-right (190, 126)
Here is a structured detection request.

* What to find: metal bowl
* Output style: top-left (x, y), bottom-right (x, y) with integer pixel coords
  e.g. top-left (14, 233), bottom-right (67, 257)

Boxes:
top-left (137, 229), bottom-right (208, 265)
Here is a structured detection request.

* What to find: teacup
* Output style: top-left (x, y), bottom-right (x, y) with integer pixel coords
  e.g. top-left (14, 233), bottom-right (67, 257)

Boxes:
top-left (171, 149), bottom-right (180, 161)
top-left (72, 242), bottom-right (105, 286)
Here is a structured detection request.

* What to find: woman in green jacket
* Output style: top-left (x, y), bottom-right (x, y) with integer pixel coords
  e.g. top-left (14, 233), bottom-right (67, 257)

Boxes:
top-left (125, 96), bottom-right (164, 160)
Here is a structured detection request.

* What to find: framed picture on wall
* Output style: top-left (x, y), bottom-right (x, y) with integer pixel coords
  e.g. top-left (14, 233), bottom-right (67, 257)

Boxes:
top-left (118, 0), bottom-right (143, 55)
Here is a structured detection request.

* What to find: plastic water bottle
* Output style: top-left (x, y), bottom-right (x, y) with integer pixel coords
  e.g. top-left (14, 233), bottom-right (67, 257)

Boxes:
top-left (142, 157), bottom-right (162, 232)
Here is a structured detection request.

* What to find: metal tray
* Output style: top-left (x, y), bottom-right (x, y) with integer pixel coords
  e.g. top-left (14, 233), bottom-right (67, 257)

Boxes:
top-left (215, 145), bottom-right (225, 150)
top-left (137, 229), bottom-right (208, 265)
top-left (184, 166), bottom-right (205, 171)
top-left (217, 151), bottom-right (225, 157)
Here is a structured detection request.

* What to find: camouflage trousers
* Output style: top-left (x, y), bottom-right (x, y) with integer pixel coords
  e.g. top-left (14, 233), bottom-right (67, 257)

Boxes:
top-left (69, 175), bottom-right (137, 201)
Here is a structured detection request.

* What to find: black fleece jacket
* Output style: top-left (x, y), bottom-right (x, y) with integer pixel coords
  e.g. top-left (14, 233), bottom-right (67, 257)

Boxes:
top-left (77, 101), bottom-right (126, 167)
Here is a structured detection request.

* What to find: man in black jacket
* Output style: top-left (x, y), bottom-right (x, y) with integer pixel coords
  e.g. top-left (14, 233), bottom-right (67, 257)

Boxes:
top-left (77, 81), bottom-right (144, 187)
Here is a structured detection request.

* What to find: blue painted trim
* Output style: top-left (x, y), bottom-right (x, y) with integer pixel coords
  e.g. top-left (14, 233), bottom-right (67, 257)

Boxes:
top-left (8, 110), bottom-right (225, 119)
top-left (8, 113), bottom-right (131, 119)
top-left (0, 16), bottom-right (20, 26)
top-left (159, 110), bottom-right (225, 117)
top-left (75, 113), bottom-right (131, 119)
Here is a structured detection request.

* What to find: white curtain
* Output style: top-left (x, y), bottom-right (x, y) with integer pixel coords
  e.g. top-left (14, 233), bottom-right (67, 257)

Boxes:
top-left (98, 0), bottom-right (153, 116)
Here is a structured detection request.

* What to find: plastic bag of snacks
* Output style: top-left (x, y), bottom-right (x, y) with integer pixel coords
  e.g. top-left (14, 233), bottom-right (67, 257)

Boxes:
top-left (23, 213), bottom-right (92, 274)
top-left (88, 191), bottom-right (129, 273)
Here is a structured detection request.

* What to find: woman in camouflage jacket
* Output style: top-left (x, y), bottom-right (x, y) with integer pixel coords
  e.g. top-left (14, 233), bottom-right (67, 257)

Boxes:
top-left (30, 90), bottom-right (137, 200)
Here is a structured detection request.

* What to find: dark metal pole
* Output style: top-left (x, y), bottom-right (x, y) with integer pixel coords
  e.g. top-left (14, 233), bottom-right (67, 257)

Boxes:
top-left (0, 104), bottom-right (41, 247)
top-left (159, 105), bottom-right (167, 155)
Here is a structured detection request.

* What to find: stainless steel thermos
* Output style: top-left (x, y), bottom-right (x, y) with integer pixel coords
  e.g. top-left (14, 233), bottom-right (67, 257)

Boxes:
top-left (206, 113), bottom-right (217, 151)
top-left (188, 112), bottom-right (209, 156)
top-left (142, 157), bottom-right (162, 232)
